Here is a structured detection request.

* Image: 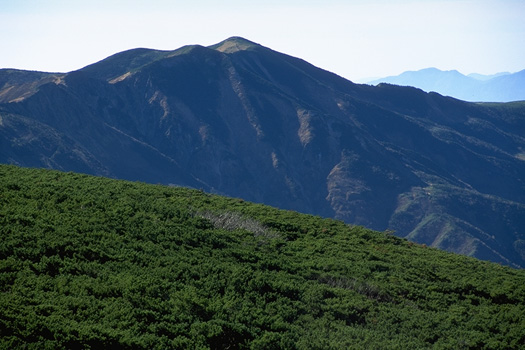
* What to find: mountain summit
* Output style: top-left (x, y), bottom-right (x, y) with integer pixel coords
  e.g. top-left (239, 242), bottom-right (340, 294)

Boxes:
top-left (1, 37), bottom-right (524, 267)
top-left (211, 36), bottom-right (261, 53)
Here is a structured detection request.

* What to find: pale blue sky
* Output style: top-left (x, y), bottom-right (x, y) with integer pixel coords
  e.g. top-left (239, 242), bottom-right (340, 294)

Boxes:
top-left (1, 0), bottom-right (524, 81)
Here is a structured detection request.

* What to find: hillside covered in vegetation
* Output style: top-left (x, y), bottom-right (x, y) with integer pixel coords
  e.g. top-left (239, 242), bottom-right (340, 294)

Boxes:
top-left (1, 165), bottom-right (524, 349)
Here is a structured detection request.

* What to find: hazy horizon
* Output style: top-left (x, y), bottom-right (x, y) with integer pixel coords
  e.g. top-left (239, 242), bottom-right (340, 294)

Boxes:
top-left (1, 0), bottom-right (524, 81)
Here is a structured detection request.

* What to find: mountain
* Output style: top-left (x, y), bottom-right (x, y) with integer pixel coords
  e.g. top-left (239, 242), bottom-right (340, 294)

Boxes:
top-left (2, 165), bottom-right (525, 349)
top-left (367, 67), bottom-right (525, 102)
top-left (467, 72), bottom-right (510, 81)
top-left (1, 37), bottom-right (525, 267)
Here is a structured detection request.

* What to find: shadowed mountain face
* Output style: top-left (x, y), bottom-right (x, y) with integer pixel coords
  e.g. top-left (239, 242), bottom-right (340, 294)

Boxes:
top-left (1, 37), bottom-right (525, 267)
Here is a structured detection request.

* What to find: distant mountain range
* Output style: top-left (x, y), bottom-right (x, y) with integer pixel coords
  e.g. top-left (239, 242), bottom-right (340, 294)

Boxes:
top-left (1, 37), bottom-right (525, 267)
top-left (366, 68), bottom-right (525, 102)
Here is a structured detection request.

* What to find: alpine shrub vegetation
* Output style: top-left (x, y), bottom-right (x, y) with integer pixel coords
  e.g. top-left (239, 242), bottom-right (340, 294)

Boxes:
top-left (1, 165), bottom-right (524, 349)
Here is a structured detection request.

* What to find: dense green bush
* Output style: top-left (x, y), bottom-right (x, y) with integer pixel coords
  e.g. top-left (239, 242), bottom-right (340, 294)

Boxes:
top-left (1, 165), bottom-right (524, 349)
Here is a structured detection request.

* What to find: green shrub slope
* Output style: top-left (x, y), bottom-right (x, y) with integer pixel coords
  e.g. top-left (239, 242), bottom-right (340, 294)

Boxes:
top-left (1, 165), bottom-right (524, 349)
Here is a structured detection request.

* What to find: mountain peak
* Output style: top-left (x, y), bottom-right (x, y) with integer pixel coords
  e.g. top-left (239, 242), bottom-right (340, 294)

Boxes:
top-left (2, 38), bottom-right (525, 268)
top-left (210, 36), bottom-right (260, 53)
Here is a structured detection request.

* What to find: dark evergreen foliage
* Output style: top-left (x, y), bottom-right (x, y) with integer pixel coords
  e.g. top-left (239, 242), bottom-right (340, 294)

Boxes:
top-left (1, 165), bottom-right (524, 349)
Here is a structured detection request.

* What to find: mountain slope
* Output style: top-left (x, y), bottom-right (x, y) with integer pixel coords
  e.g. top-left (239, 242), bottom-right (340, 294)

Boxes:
top-left (0, 69), bottom-right (64, 103)
top-left (1, 37), bottom-right (524, 267)
top-left (367, 68), bottom-right (525, 102)
top-left (1, 165), bottom-right (525, 349)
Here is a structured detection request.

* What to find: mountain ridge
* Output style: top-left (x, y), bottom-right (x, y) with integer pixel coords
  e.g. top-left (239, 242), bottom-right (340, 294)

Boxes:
top-left (1, 37), bottom-right (524, 267)
top-left (367, 67), bottom-right (525, 102)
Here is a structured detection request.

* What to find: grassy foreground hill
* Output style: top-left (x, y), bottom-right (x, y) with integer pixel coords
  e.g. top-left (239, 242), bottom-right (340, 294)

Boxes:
top-left (1, 165), bottom-right (524, 349)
